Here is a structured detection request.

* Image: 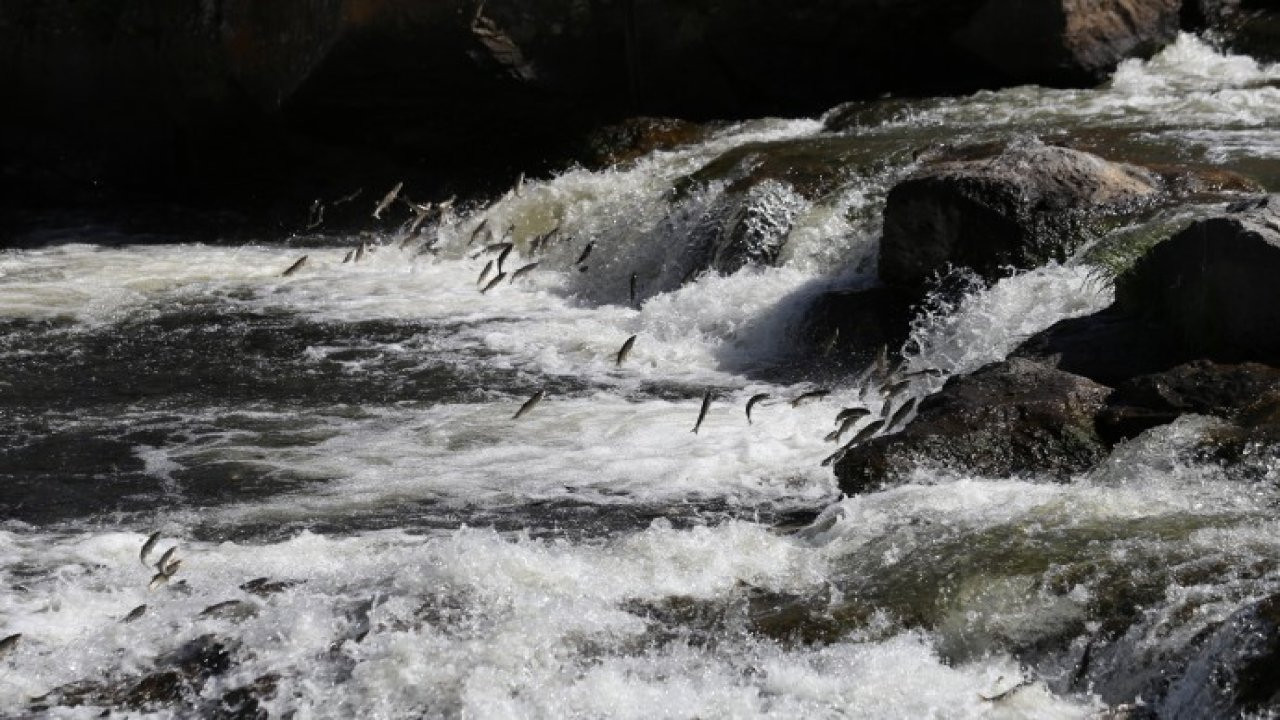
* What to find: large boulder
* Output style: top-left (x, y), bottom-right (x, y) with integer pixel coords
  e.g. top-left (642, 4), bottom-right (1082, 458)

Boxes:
top-left (797, 287), bottom-right (918, 369)
top-left (1114, 194), bottom-right (1280, 364)
top-left (834, 359), bottom-right (1111, 494)
top-left (1097, 360), bottom-right (1280, 442)
top-left (879, 142), bottom-right (1161, 289)
top-left (956, 0), bottom-right (1182, 85)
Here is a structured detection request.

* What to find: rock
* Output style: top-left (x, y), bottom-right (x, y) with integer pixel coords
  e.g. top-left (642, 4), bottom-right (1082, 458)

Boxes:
top-left (579, 117), bottom-right (711, 169)
top-left (798, 287), bottom-right (918, 369)
top-left (1098, 360), bottom-right (1280, 442)
top-left (1115, 194), bottom-right (1280, 363)
top-left (834, 359), bottom-right (1111, 494)
top-left (880, 142), bottom-right (1161, 289)
top-left (1012, 310), bottom-right (1181, 387)
top-left (955, 0), bottom-right (1182, 86)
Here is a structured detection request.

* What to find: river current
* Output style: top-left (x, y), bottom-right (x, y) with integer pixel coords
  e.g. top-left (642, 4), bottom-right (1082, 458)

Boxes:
top-left (2, 35), bottom-right (1280, 718)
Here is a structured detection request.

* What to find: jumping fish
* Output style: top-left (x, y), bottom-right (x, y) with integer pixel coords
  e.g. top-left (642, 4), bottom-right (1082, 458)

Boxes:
top-left (342, 250), bottom-right (354, 264)
top-left (901, 367), bottom-right (944, 380)
top-left (513, 390), bottom-right (545, 419)
top-left (162, 558), bottom-right (182, 577)
top-left (848, 418), bottom-right (885, 445)
top-left (121, 605), bottom-right (147, 623)
top-left (745, 393), bottom-right (770, 424)
top-left (883, 378), bottom-right (913, 405)
top-left (372, 181), bottom-right (403, 219)
top-left (306, 199), bottom-right (325, 230)
top-left (496, 244), bottom-right (514, 273)
top-left (148, 572), bottom-right (170, 592)
top-left (334, 188), bottom-right (363, 205)
top-left (510, 262), bottom-right (539, 282)
top-left (468, 219), bottom-right (491, 247)
top-left (354, 243), bottom-right (366, 263)
top-left (790, 389), bottom-right (830, 407)
top-left (281, 255), bottom-right (307, 277)
top-left (575, 241), bottom-right (594, 267)
top-left (476, 260), bottom-right (495, 286)
top-left (140, 531), bottom-right (162, 568)
top-left (827, 412), bottom-right (867, 443)
top-left (834, 407), bottom-right (871, 425)
top-left (979, 677), bottom-right (1034, 703)
top-left (692, 390), bottom-right (713, 434)
top-left (513, 172), bottom-right (525, 197)
top-left (615, 335), bottom-right (637, 368)
top-left (887, 396), bottom-right (920, 431)
top-left (155, 546), bottom-right (178, 573)
top-left (481, 272), bottom-right (507, 294)
top-left (0, 633), bottom-right (21, 660)
top-left (629, 272), bottom-right (638, 304)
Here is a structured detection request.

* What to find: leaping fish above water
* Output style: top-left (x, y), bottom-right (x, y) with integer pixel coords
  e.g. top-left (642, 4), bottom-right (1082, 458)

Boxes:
top-left (140, 531), bottom-right (162, 568)
top-left (477, 260), bottom-right (495, 286)
top-left (481, 272), bottom-right (507, 294)
top-left (306, 199), bottom-right (325, 230)
top-left (0, 633), bottom-right (21, 660)
top-left (826, 412), bottom-right (868, 443)
top-left (745, 393), bottom-right (770, 424)
top-left (979, 676), bottom-right (1034, 703)
top-left (886, 396), bottom-right (920, 431)
top-left (629, 273), bottom-right (638, 304)
top-left (155, 546), bottom-right (178, 573)
top-left (790, 389), bottom-right (830, 407)
top-left (334, 187), bottom-right (363, 205)
top-left (354, 243), bottom-right (367, 263)
top-left (510, 262), bottom-right (539, 282)
top-left (575, 241), bottom-right (595, 267)
top-left (468, 219), bottom-right (491, 247)
top-left (834, 407), bottom-right (871, 425)
top-left (692, 390), bottom-right (713, 434)
top-left (121, 604), bottom-right (147, 623)
top-left (615, 335), bottom-right (637, 368)
top-left (281, 255), bottom-right (308, 277)
top-left (496, 244), bottom-right (514, 273)
top-left (513, 389), bottom-right (545, 419)
top-left (372, 181), bottom-right (403, 220)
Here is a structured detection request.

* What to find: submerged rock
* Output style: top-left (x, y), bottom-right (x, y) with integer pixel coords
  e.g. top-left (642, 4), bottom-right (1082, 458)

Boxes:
top-left (880, 142), bottom-right (1160, 289)
top-left (798, 287), bottom-right (918, 368)
top-left (834, 359), bottom-right (1110, 494)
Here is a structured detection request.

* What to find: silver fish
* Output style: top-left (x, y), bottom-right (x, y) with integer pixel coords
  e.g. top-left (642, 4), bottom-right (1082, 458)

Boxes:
top-left (901, 367), bottom-right (944, 380)
top-left (790, 389), bottom-right (830, 407)
top-left (468, 219), bottom-right (491, 247)
top-left (979, 677), bottom-right (1034, 703)
top-left (513, 390), bottom-right (545, 419)
top-left (140, 531), bottom-right (162, 567)
top-left (496, 244), bottom-right (514, 273)
top-left (828, 412), bottom-right (866, 442)
top-left (848, 418), bottom-right (885, 445)
top-left (510, 262), bottom-right (539, 282)
top-left (162, 558), bottom-right (182, 577)
top-left (281, 255), bottom-right (307, 277)
top-left (148, 572), bottom-right (170, 592)
top-left (513, 172), bottom-right (525, 197)
top-left (372, 181), bottom-right (403, 219)
top-left (481, 272), bottom-right (507, 294)
top-left (342, 250), bottom-right (354, 264)
top-left (575, 241), bottom-right (594, 266)
top-left (477, 260), bottom-right (495, 286)
top-left (883, 379), bottom-right (913, 405)
top-left (629, 273), bottom-right (638, 304)
top-left (334, 187), bottom-right (363, 205)
top-left (0, 633), bottom-right (21, 660)
top-left (306, 199), bottom-right (325, 230)
top-left (354, 243), bottom-right (366, 263)
top-left (485, 241), bottom-right (514, 254)
top-left (155, 546), bottom-right (178, 573)
top-left (745, 393), bottom-right (770, 424)
top-left (834, 407), bottom-right (870, 425)
top-left (615, 335), bottom-right (637, 368)
top-left (530, 222), bottom-right (560, 255)
top-left (887, 396), bottom-right (920, 431)
top-left (121, 604), bottom-right (147, 623)
top-left (692, 390), bottom-right (713, 434)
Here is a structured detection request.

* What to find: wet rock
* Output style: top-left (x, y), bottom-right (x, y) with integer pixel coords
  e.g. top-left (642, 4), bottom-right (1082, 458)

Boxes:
top-left (834, 359), bottom-right (1110, 494)
top-left (1012, 311), bottom-right (1177, 387)
top-left (580, 117), bottom-right (711, 169)
top-left (798, 287), bottom-right (918, 368)
top-left (880, 142), bottom-right (1160, 289)
top-left (956, 0), bottom-right (1182, 86)
top-left (1098, 360), bottom-right (1280, 442)
top-left (1114, 194), bottom-right (1280, 364)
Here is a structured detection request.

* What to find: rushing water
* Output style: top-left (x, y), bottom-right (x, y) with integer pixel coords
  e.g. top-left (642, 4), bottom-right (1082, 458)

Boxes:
top-left (2, 35), bottom-right (1279, 718)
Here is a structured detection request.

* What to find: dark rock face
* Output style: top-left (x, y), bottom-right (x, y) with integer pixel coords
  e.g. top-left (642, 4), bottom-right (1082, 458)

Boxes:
top-left (834, 359), bottom-right (1110, 494)
top-left (1098, 360), bottom-right (1280, 442)
top-left (956, 0), bottom-right (1182, 85)
top-left (0, 0), bottom-right (1209, 216)
top-left (798, 287), bottom-right (918, 368)
top-left (1115, 195), bottom-right (1280, 365)
top-left (1017, 195), bottom-right (1280, 383)
top-left (880, 142), bottom-right (1160, 289)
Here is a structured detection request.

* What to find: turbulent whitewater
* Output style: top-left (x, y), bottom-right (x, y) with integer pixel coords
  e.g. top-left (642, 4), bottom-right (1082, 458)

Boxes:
top-left (1, 35), bottom-right (1279, 718)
